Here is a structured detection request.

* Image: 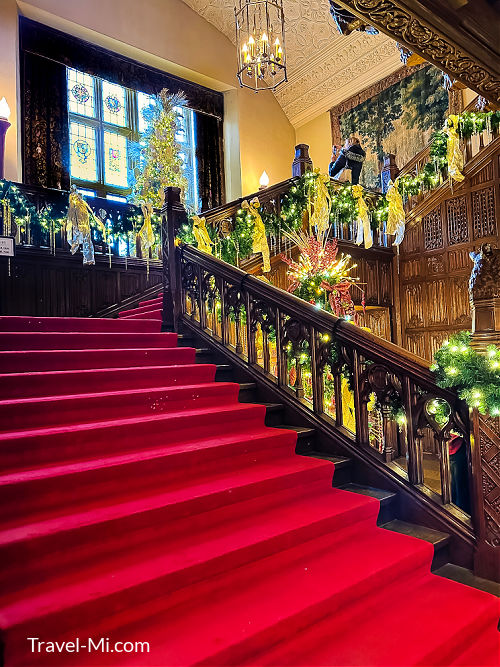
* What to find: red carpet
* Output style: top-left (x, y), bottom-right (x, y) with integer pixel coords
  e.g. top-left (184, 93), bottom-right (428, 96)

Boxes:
top-left (0, 297), bottom-right (498, 667)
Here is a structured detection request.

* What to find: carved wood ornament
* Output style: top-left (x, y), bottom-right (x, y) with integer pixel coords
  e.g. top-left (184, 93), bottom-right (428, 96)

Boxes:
top-left (332, 0), bottom-right (500, 103)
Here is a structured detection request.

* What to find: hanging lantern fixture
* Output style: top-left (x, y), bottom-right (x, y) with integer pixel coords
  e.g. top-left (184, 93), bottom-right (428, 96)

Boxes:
top-left (235, 0), bottom-right (287, 92)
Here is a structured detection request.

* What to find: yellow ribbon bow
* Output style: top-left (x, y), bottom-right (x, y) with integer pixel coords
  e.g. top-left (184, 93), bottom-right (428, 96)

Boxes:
top-left (386, 178), bottom-right (406, 246)
top-left (352, 185), bottom-right (372, 249)
top-left (309, 171), bottom-right (332, 237)
top-left (138, 202), bottom-right (155, 254)
top-left (242, 197), bottom-right (271, 273)
top-left (66, 190), bottom-right (106, 265)
top-left (192, 215), bottom-right (213, 254)
top-left (444, 115), bottom-right (464, 184)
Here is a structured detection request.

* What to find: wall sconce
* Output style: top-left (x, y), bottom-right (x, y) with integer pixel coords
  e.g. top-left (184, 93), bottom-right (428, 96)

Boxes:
top-left (259, 170), bottom-right (270, 190)
top-left (0, 97), bottom-right (12, 180)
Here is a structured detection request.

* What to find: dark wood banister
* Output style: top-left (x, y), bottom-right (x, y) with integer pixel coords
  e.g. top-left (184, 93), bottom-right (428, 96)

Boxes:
top-left (161, 145), bottom-right (500, 581)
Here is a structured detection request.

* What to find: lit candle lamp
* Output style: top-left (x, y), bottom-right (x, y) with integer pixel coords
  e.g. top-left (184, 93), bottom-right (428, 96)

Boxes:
top-left (259, 170), bottom-right (270, 189)
top-left (248, 35), bottom-right (255, 57)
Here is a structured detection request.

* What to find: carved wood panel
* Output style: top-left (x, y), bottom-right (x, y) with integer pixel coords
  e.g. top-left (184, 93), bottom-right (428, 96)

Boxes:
top-left (0, 248), bottom-right (161, 317)
top-left (398, 145), bottom-right (500, 361)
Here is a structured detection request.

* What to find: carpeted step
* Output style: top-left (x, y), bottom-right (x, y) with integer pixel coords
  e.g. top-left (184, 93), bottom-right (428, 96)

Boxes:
top-left (118, 303), bottom-right (163, 318)
top-left (0, 402), bottom-right (268, 471)
top-left (0, 363), bottom-right (216, 400)
top-left (139, 296), bottom-right (162, 307)
top-left (63, 520), bottom-right (435, 667)
top-left (121, 308), bottom-right (162, 320)
top-left (0, 382), bottom-right (241, 432)
top-left (250, 568), bottom-right (500, 667)
top-left (0, 459), bottom-right (338, 645)
top-left (0, 427), bottom-right (298, 528)
top-left (0, 332), bottom-right (177, 351)
top-left (0, 316), bottom-right (161, 333)
top-left (450, 625), bottom-right (500, 665)
top-left (0, 346), bottom-right (195, 373)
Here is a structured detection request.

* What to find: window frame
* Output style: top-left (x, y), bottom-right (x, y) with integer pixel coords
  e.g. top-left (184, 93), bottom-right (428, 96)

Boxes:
top-left (68, 72), bottom-right (136, 198)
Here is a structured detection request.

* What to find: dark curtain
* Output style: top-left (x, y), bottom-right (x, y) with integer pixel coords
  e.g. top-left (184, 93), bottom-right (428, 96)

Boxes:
top-left (22, 52), bottom-right (70, 190)
top-left (196, 113), bottom-right (225, 211)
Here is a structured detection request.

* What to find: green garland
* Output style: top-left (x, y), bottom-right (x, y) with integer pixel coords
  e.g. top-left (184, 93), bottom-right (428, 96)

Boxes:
top-left (431, 331), bottom-right (500, 417)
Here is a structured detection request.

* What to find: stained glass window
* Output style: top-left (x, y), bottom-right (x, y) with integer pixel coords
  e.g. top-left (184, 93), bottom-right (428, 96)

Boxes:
top-left (102, 80), bottom-right (127, 127)
top-left (137, 92), bottom-right (156, 134)
top-left (67, 68), bottom-right (199, 211)
top-left (69, 122), bottom-right (98, 182)
top-left (103, 131), bottom-right (129, 188)
top-left (67, 69), bottom-right (96, 118)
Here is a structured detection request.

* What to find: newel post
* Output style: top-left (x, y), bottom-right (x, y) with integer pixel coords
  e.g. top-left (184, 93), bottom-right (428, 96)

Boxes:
top-left (292, 144), bottom-right (313, 177)
top-left (161, 186), bottom-right (186, 332)
top-left (380, 154), bottom-right (399, 193)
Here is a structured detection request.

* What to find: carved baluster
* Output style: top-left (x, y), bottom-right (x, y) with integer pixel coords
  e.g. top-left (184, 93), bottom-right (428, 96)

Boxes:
top-left (198, 264), bottom-right (206, 329)
top-left (276, 310), bottom-right (287, 388)
top-left (262, 328), bottom-right (270, 374)
top-left (465, 136), bottom-right (473, 162)
top-left (294, 350), bottom-right (304, 399)
top-left (310, 327), bottom-right (324, 415)
top-left (334, 369), bottom-right (343, 428)
top-left (235, 303), bottom-right (243, 354)
top-left (245, 291), bottom-right (256, 365)
top-left (380, 404), bottom-right (396, 462)
top-left (402, 377), bottom-right (423, 485)
top-left (220, 278), bottom-right (229, 346)
top-left (439, 434), bottom-right (452, 505)
top-left (352, 349), bottom-right (367, 445)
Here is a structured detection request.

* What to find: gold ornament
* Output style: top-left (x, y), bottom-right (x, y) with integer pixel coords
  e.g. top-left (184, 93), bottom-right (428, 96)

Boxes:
top-left (137, 202), bottom-right (156, 278)
top-left (242, 197), bottom-right (271, 273)
top-left (386, 178), bottom-right (406, 246)
top-left (66, 190), bottom-right (106, 265)
top-left (192, 215), bottom-right (213, 254)
top-left (352, 185), bottom-right (373, 249)
top-left (309, 171), bottom-right (332, 237)
top-left (445, 115), bottom-right (465, 184)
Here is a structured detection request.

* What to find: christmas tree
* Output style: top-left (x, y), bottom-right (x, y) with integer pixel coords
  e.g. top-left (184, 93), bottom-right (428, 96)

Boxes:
top-left (132, 89), bottom-right (188, 208)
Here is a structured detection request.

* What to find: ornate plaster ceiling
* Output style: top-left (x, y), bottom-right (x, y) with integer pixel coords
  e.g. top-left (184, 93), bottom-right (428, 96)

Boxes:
top-left (181, 0), bottom-right (402, 127)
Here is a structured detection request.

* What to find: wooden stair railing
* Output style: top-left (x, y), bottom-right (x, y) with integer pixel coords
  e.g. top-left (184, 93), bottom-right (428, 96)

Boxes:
top-left (395, 96), bottom-right (499, 217)
top-left (161, 185), bottom-right (500, 583)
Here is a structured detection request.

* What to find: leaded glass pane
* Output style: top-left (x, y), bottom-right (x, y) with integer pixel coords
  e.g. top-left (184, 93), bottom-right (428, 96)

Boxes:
top-left (102, 80), bottom-right (127, 127)
top-left (70, 122), bottom-right (98, 182)
top-left (178, 107), bottom-right (199, 212)
top-left (67, 69), bottom-right (96, 118)
top-left (103, 131), bottom-right (128, 188)
top-left (137, 92), bottom-right (156, 134)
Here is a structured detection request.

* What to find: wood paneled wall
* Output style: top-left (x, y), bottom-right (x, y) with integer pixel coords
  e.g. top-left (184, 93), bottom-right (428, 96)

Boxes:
top-left (398, 151), bottom-right (500, 361)
top-left (0, 248), bottom-right (161, 317)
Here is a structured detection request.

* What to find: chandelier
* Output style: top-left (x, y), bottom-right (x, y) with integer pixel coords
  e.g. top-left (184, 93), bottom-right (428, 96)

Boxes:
top-left (234, 0), bottom-right (287, 92)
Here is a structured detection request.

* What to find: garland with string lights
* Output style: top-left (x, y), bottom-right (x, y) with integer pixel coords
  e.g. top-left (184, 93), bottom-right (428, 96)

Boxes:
top-left (431, 331), bottom-right (500, 417)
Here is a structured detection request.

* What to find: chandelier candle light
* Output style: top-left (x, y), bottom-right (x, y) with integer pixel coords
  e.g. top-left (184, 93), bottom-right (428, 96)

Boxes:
top-left (235, 0), bottom-right (287, 91)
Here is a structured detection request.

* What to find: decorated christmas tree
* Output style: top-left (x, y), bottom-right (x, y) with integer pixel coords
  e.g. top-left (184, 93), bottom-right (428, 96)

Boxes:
top-left (132, 89), bottom-right (188, 208)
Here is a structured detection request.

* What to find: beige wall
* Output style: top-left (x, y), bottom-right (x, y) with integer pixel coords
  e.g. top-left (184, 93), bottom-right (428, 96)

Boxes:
top-left (295, 112), bottom-right (332, 175)
top-left (0, 0), bottom-right (20, 181)
top-left (1, 0), bottom-right (295, 199)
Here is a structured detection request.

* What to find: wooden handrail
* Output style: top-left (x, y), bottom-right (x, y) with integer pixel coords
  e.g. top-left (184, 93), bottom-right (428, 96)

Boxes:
top-left (162, 184), bottom-right (500, 583)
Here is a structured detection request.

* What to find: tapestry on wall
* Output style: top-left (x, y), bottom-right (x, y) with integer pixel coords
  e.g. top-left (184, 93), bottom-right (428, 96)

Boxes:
top-left (330, 65), bottom-right (449, 189)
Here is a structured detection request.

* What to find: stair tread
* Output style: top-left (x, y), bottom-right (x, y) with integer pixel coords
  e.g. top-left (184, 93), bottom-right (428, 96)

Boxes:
top-left (0, 460), bottom-right (341, 627)
top-left (0, 426), bottom-right (286, 488)
top-left (0, 401), bottom-right (264, 442)
top-left (339, 482), bottom-right (397, 504)
top-left (93, 524), bottom-right (435, 666)
top-left (382, 519), bottom-right (451, 548)
top-left (434, 563), bottom-right (500, 597)
top-left (0, 381), bottom-right (237, 409)
top-left (248, 571), bottom-right (499, 667)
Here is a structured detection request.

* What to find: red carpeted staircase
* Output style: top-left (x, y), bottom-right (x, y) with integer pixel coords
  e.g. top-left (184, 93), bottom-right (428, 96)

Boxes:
top-left (0, 296), bottom-right (498, 667)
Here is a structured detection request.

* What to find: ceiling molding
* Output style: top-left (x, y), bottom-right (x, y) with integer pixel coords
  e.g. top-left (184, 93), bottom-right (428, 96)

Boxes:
top-left (182, 0), bottom-right (403, 126)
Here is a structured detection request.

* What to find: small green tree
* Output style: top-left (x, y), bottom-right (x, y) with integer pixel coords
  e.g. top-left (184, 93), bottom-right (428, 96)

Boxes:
top-left (132, 89), bottom-right (187, 208)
